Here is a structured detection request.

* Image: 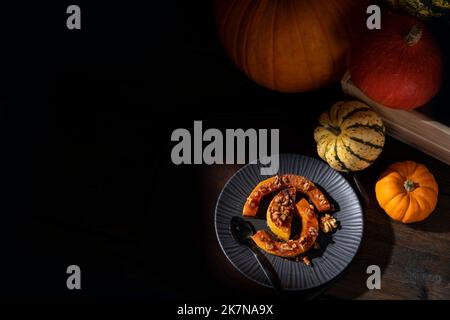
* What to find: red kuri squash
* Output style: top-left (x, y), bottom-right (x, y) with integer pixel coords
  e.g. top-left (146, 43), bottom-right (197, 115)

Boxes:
top-left (348, 13), bottom-right (443, 110)
top-left (215, 0), bottom-right (368, 93)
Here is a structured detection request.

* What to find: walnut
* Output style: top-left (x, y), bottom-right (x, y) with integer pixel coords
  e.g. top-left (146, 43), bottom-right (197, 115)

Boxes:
top-left (274, 175), bottom-right (283, 187)
top-left (303, 182), bottom-right (311, 191)
top-left (320, 214), bottom-right (338, 233)
top-left (308, 226), bottom-right (318, 237)
top-left (280, 241), bottom-right (296, 251)
top-left (302, 256), bottom-right (312, 266)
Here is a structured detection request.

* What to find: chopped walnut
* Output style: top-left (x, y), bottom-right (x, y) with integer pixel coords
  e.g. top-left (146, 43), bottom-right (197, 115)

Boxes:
top-left (279, 240), bottom-right (298, 251)
top-left (271, 190), bottom-right (296, 226)
top-left (308, 226), bottom-right (318, 237)
top-left (274, 175), bottom-right (282, 187)
top-left (320, 214), bottom-right (338, 233)
top-left (302, 256), bottom-right (312, 266)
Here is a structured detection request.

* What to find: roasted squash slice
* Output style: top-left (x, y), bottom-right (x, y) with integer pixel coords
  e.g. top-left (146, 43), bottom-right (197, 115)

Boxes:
top-left (243, 174), bottom-right (331, 217)
top-left (266, 188), bottom-right (296, 242)
top-left (252, 199), bottom-right (319, 258)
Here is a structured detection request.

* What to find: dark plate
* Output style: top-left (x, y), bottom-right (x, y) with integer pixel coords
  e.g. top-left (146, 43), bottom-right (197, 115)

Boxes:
top-left (214, 154), bottom-right (363, 290)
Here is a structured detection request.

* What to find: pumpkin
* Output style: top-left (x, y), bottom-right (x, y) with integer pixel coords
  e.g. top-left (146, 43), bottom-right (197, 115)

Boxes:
top-left (348, 13), bottom-right (443, 110)
top-left (375, 161), bottom-right (439, 223)
top-left (266, 188), bottom-right (296, 241)
top-left (252, 199), bottom-right (319, 258)
top-left (314, 101), bottom-right (386, 172)
top-left (214, 0), bottom-right (368, 92)
top-left (384, 0), bottom-right (450, 19)
top-left (243, 174), bottom-right (331, 217)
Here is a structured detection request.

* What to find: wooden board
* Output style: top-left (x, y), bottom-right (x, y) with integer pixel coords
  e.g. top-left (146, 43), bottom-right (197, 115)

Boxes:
top-left (341, 71), bottom-right (450, 166)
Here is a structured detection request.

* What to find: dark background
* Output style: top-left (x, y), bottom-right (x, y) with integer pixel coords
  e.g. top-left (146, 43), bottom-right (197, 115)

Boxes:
top-left (0, 0), bottom-right (448, 300)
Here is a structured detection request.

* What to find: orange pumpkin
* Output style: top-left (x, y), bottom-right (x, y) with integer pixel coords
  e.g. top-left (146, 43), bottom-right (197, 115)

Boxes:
top-left (214, 0), bottom-right (368, 92)
top-left (375, 161), bottom-right (438, 223)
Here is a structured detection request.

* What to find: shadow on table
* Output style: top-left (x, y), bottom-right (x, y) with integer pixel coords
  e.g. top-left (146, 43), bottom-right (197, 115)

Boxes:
top-left (408, 195), bottom-right (450, 233)
top-left (320, 179), bottom-right (396, 299)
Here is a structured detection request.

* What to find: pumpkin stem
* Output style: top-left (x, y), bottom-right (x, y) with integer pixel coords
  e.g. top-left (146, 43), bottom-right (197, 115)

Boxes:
top-left (405, 26), bottom-right (423, 46)
top-left (404, 179), bottom-right (416, 192)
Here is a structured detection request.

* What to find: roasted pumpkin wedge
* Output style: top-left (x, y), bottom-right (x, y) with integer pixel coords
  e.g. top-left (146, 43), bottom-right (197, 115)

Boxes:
top-left (243, 174), bottom-right (331, 217)
top-left (266, 188), bottom-right (296, 241)
top-left (252, 199), bottom-right (319, 258)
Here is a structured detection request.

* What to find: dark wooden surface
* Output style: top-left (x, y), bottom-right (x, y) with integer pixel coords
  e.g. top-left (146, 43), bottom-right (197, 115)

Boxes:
top-left (199, 113), bottom-right (450, 300)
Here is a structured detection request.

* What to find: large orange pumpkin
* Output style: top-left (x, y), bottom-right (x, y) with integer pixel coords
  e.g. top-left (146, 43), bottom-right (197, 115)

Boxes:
top-left (215, 0), bottom-right (368, 92)
top-left (375, 161), bottom-right (439, 223)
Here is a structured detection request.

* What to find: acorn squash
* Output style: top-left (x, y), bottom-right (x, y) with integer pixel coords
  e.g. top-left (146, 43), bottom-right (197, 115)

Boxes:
top-left (314, 101), bottom-right (385, 172)
top-left (384, 0), bottom-right (450, 19)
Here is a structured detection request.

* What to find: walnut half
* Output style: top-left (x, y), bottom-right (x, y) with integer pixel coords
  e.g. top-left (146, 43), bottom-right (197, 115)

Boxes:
top-left (320, 214), bottom-right (338, 234)
top-left (302, 256), bottom-right (312, 266)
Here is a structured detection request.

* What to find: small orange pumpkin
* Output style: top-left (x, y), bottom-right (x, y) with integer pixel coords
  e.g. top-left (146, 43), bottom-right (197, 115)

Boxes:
top-left (375, 161), bottom-right (438, 223)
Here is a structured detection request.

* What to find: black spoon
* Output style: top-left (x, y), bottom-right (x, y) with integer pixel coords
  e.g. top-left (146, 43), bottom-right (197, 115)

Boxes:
top-left (229, 216), bottom-right (284, 296)
top-left (346, 173), bottom-right (370, 208)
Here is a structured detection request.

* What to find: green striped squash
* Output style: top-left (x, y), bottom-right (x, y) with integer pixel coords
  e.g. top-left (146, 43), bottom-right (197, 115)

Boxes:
top-left (384, 0), bottom-right (450, 19)
top-left (314, 101), bottom-right (386, 172)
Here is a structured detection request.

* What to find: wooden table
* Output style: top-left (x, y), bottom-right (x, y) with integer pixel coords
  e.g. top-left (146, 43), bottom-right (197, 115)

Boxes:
top-left (198, 108), bottom-right (450, 300)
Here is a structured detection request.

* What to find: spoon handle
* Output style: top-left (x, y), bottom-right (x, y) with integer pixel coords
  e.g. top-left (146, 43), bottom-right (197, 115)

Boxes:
top-left (251, 245), bottom-right (284, 296)
top-left (351, 173), bottom-right (370, 207)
